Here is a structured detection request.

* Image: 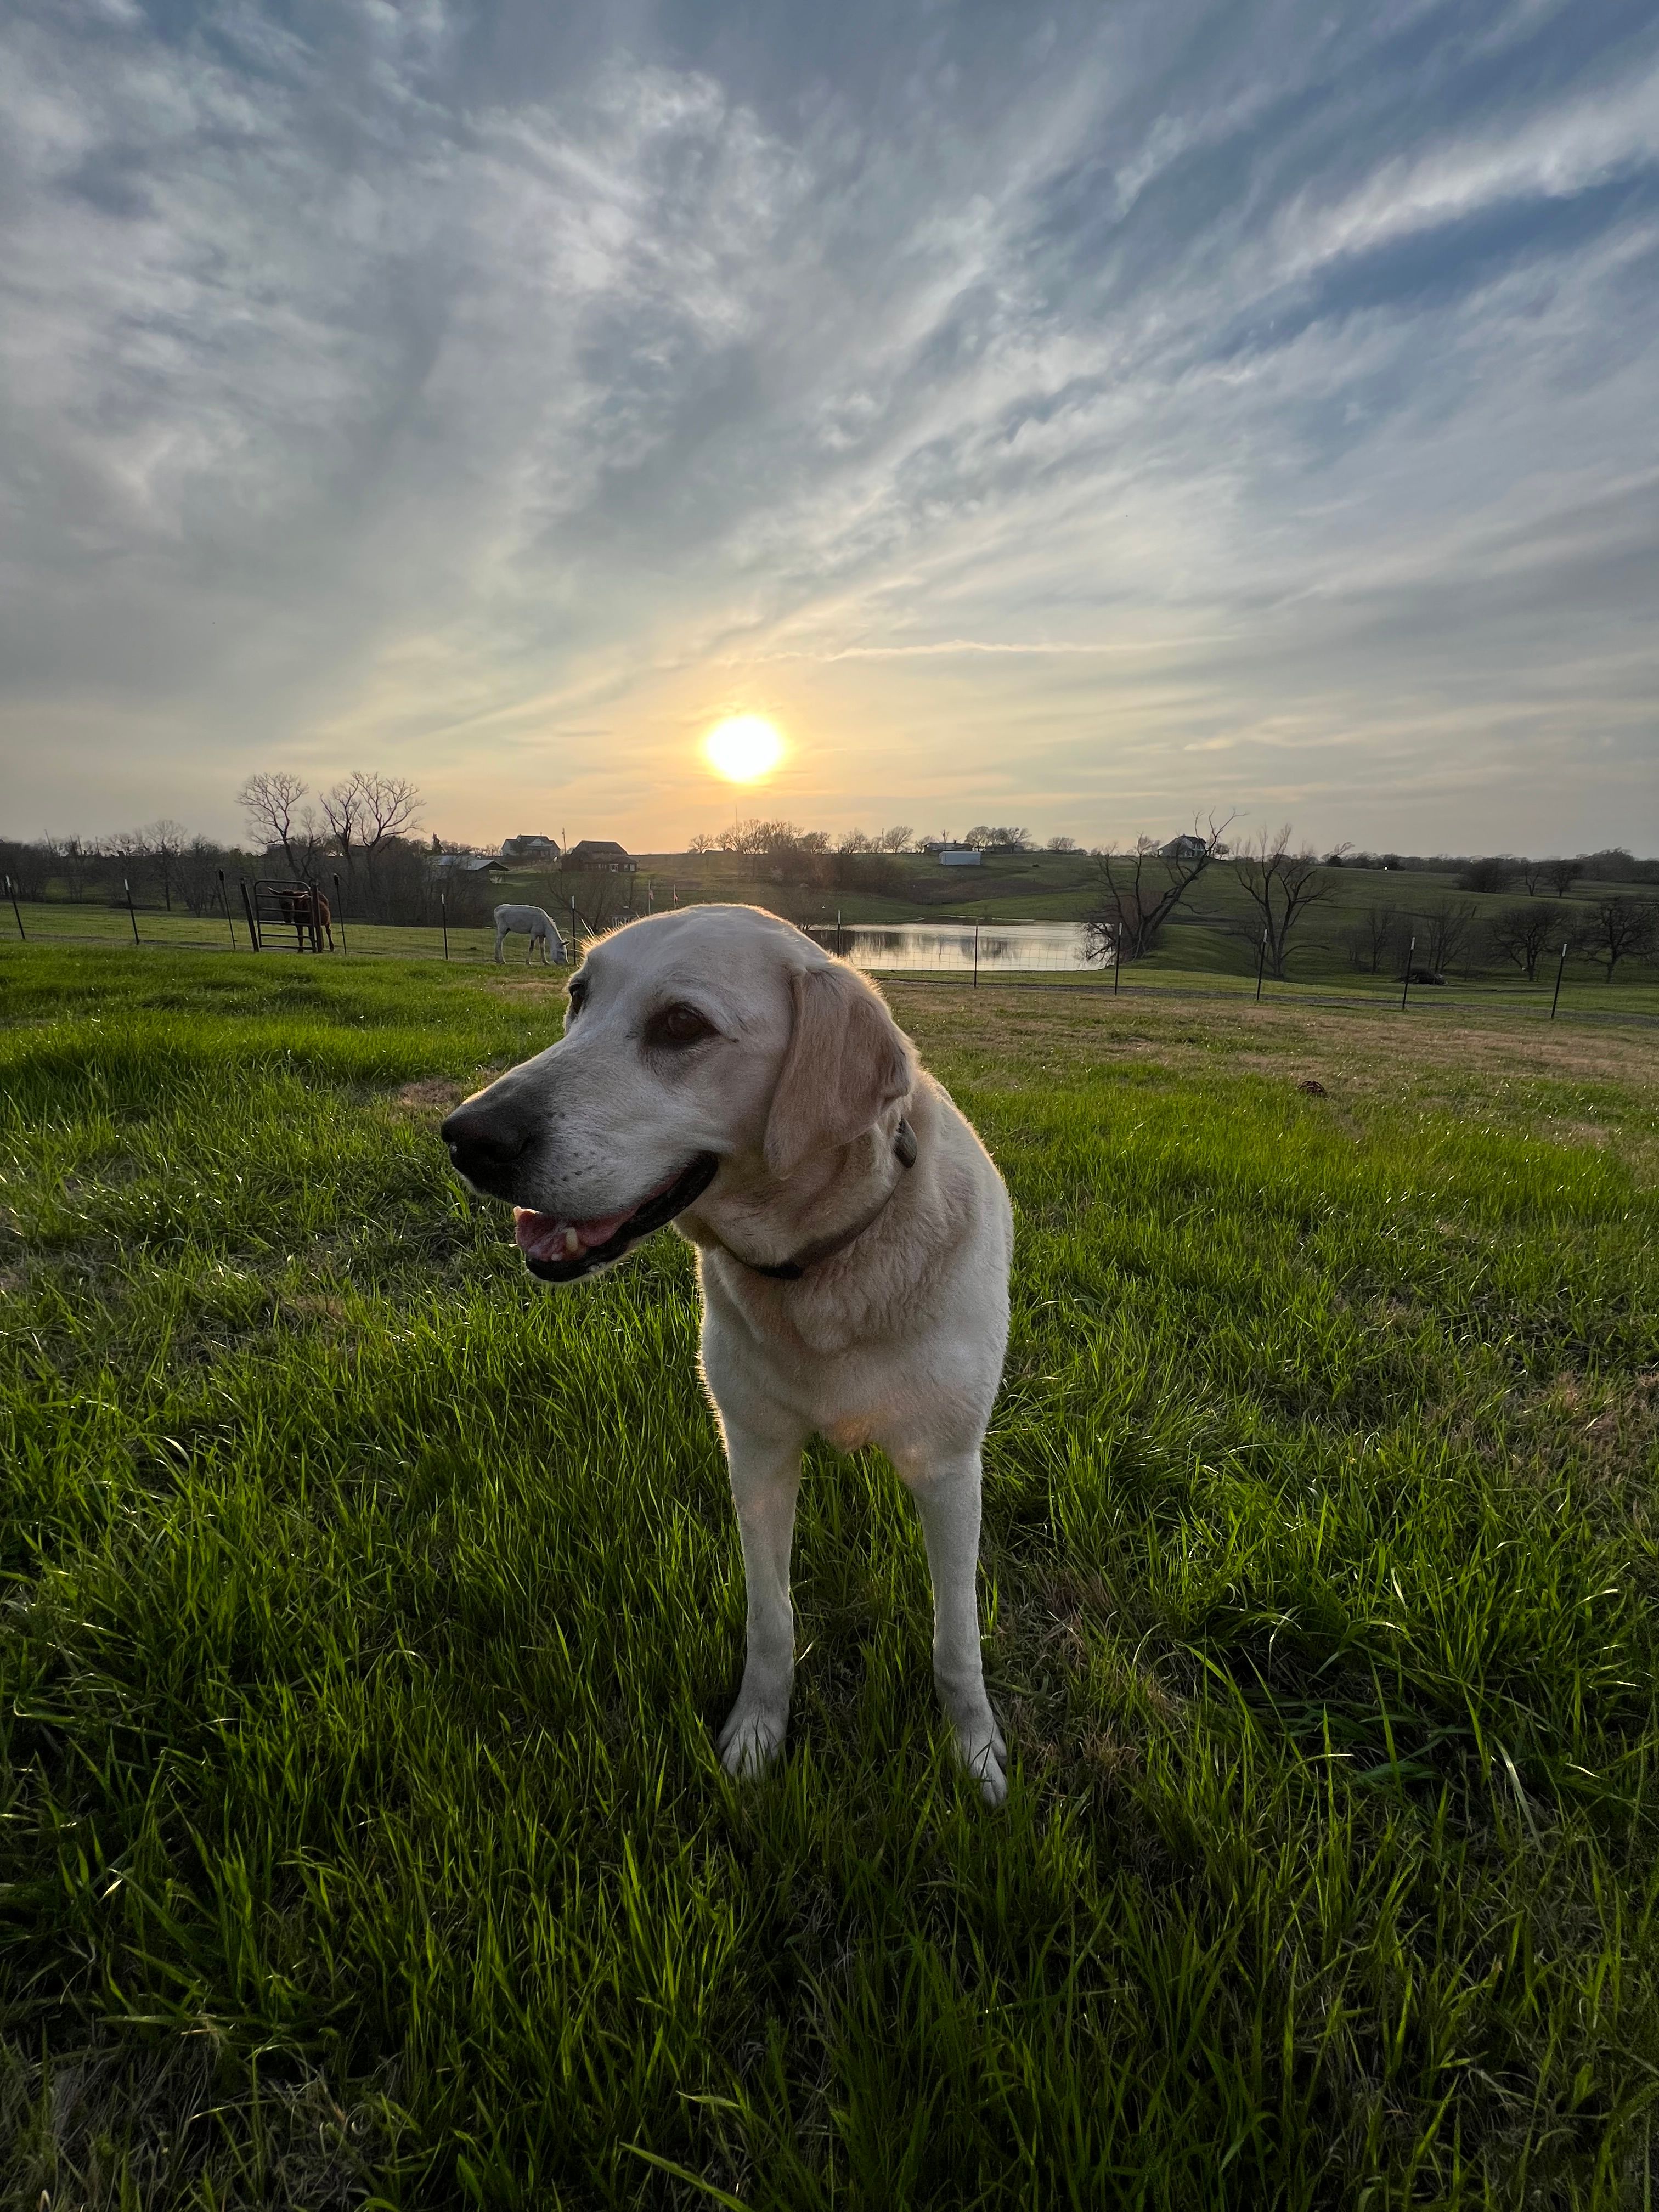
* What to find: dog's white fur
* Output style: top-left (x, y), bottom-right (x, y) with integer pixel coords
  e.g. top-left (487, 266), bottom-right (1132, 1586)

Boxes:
top-left (493, 903), bottom-right (566, 966)
top-left (457, 904), bottom-right (1013, 1800)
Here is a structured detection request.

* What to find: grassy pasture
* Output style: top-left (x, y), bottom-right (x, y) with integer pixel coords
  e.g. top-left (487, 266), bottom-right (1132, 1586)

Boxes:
top-left (2, 946), bottom-right (1657, 2209)
top-left (10, 898), bottom-right (1659, 1026)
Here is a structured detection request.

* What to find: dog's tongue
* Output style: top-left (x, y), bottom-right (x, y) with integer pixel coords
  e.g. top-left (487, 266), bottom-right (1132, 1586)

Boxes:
top-left (513, 1206), bottom-right (633, 1263)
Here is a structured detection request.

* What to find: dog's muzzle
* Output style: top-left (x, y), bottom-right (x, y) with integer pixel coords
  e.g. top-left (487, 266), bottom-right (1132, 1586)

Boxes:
top-left (514, 1153), bottom-right (720, 1283)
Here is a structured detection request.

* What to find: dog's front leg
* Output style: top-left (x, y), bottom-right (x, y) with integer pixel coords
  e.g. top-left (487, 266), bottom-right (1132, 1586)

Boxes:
top-left (716, 1415), bottom-right (806, 1778)
top-left (903, 1452), bottom-right (1007, 1804)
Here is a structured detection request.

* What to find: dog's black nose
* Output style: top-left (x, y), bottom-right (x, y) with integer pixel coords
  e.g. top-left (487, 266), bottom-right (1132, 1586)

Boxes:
top-left (441, 1102), bottom-right (532, 1186)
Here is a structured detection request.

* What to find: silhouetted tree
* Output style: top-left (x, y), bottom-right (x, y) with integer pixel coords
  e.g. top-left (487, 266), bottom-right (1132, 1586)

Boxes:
top-left (1083, 816), bottom-right (1230, 966)
top-left (1342, 905), bottom-right (1397, 973)
top-left (177, 838), bottom-right (238, 915)
top-left (46, 834), bottom-right (94, 899)
top-left (1578, 895), bottom-right (1657, 979)
top-left (322, 771), bottom-right (422, 916)
top-left (238, 772), bottom-right (312, 875)
top-left (1421, 897), bottom-right (1478, 975)
top-left (1486, 900), bottom-right (1568, 981)
top-left (1234, 826), bottom-right (1338, 979)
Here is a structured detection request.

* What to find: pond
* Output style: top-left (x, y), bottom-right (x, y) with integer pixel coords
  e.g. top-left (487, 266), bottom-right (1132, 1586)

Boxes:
top-left (804, 921), bottom-right (1105, 973)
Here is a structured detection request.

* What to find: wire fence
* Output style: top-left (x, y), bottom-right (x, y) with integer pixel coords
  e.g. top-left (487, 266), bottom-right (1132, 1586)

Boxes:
top-left (5, 892), bottom-right (1658, 1027)
top-left (3, 894), bottom-right (531, 965)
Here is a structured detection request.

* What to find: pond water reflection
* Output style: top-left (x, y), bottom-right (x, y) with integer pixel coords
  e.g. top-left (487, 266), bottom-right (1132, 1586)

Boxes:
top-left (805, 921), bottom-right (1103, 972)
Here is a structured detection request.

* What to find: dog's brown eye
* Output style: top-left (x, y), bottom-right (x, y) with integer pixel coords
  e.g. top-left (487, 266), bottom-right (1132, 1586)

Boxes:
top-left (648, 1002), bottom-right (716, 1048)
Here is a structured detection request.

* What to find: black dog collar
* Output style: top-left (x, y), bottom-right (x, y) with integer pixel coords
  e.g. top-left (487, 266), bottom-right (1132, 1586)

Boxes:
top-left (719, 1118), bottom-right (917, 1282)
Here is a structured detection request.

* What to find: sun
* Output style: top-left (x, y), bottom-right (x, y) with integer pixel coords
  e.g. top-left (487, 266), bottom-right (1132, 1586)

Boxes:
top-left (703, 714), bottom-right (784, 783)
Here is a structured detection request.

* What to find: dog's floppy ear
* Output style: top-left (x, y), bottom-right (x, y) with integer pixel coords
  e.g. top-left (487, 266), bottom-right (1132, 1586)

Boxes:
top-left (764, 962), bottom-right (915, 1180)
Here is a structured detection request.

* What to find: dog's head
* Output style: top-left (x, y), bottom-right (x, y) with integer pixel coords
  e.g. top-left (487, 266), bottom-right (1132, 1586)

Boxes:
top-left (440, 905), bottom-right (914, 1280)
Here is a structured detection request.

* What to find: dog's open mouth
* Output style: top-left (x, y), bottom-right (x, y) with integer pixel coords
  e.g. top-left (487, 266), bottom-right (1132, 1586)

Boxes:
top-left (512, 1153), bottom-right (719, 1282)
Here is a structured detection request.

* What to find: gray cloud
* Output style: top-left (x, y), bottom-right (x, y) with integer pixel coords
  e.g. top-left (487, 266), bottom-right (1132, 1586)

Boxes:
top-left (1, 0), bottom-right (1655, 849)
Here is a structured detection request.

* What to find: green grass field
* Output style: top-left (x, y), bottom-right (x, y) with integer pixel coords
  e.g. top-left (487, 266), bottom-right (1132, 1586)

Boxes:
top-left (3, 946), bottom-right (1657, 2208)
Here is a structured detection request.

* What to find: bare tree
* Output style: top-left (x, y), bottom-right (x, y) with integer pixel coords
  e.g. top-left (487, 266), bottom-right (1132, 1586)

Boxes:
top-left (1234, 826), bottom-right (1338, 979)
top-left (46, 834), bottom-right (93, 899)
top-left (177, 837), bottom-right (233, 915)
top-left (323, 771), bottom-right (422, 911)
top-left (106, 827), bottom-right (149, 889)
top-left (1520, 858), bottom-right (1547, 896)
top-left (1082, 816), bottom-right (1231, 966)
top-left (1545, 857), bottom-right (1584, 897)
top-left (687, 832), bottom-right (717, 855)
top-left (878, 825), bottom-right (914, 854)
top-left (238, 772), bottom-right (312, 873)
top-left (1578, 894), bottom-right (1657, 979)
top-left (1046, 835), bottom-right (1079, 853)
top-left (837, 827), bottom-right (875, 854)
top-left (1342, 904), bottom-right (1397, 974)
top-left (1420, 896), bottom-right (1478, 976)
top-left (142, 819), bottom-right (188, 910)
top-left (319, 777), bottom-right (361, 873)
top-left (1486, 900), bottom-right (1567, 981)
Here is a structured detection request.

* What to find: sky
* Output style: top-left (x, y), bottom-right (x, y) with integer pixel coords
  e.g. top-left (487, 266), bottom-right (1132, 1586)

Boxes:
top-left (1, 0), bottom-right (1656, 857)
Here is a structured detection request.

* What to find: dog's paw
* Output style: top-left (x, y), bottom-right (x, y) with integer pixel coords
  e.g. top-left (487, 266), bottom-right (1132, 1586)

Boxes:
top-left (953, 1716), bottom-right (1008, 1807)
top-left (717, 1695), bottom-right (788, 1778)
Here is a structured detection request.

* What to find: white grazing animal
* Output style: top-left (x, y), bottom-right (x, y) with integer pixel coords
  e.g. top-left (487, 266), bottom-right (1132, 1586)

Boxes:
top-left (493, 905), bottom-right (567, 966)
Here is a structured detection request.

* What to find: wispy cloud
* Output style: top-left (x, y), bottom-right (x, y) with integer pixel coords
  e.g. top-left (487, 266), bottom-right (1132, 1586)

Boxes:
top-left (1, 0), bottom-right (1655, 850)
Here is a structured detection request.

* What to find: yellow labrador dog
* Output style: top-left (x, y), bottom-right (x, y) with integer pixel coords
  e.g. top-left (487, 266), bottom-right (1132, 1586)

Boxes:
top-left (441, 905), bottom-right (1013, 1801)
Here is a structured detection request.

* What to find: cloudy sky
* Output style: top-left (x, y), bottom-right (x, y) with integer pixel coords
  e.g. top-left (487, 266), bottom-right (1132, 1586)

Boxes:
top-left (2, 0), bottom-right (1655, 855)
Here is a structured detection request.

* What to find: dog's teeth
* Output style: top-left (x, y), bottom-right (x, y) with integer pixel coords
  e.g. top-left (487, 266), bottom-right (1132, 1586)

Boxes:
top-left (564, 1227), bottom-right (580, 1255)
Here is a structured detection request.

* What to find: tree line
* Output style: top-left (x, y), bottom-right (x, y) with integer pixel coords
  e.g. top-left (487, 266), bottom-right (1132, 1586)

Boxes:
top-left (683, 820), bottom-right (1092, 858)
top-left (1081, 823), bottom-right (1659, 981)
top-left (1338, 893), bottom-right (1657, 981)
top-left (0, 772), bottom-right (494, 929)
top-left (0, 821), bottom-right (246, 917)
top-left (5, 788), bottom-right (1656, 979)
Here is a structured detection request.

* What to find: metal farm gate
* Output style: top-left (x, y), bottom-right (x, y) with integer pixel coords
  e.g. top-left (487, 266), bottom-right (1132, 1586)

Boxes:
top-left (250, 879), bottom-right (334, 952)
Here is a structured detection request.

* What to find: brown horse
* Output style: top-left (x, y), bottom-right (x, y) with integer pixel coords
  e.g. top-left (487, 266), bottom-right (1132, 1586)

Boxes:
top-left (274, 886), bottom-right (334, 951)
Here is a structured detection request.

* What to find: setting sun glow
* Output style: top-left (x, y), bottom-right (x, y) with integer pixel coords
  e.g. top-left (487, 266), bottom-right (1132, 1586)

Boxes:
top-left (703, 714), bottom-right (784, 783)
